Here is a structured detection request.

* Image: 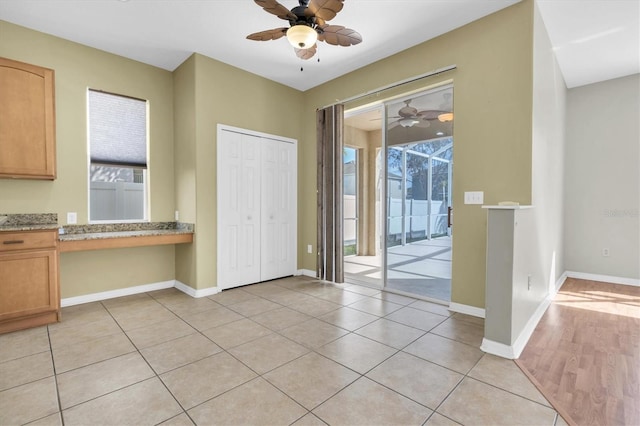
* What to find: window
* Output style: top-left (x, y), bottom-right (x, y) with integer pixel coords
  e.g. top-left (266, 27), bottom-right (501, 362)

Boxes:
top-left (88, 90), bottom-right (148, 222)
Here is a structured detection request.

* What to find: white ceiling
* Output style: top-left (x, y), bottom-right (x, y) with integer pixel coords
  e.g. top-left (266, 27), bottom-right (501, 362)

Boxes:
top-left (537, 0), bottom-right (640, 88)
top-left (0, 0), bottom-right (637, 91)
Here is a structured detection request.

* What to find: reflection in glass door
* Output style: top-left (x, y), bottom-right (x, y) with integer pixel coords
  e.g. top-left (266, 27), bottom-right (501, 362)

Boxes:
top-left (384, 86), bottom-right (454, 301)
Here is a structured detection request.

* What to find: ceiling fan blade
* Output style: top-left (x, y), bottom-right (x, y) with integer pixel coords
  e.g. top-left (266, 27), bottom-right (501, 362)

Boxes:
top-left (254, 0), bottom-right (297, 21)
top-left (318, 25), bottom-right (362, 46)
top-left (295, 44), bottom-right (317, 60)
top-left (417, 110), bottom-right (449, 120)
top-left (247, 27), bottom-right (288, 41)
top-left (308, 0), bottom-right (344, 22)
top-left (314, 16), bottom-right (327, 27)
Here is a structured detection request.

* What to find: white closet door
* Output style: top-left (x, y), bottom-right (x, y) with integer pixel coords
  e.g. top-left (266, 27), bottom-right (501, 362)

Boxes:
top-left (217, 130), bottom-right (261, 289)
top-left (260, 139), bottom-right (296, 281)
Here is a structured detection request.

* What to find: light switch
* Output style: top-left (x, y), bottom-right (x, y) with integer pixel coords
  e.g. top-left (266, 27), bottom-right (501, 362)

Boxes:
top-left (464, 191), bottom-right (484, 205)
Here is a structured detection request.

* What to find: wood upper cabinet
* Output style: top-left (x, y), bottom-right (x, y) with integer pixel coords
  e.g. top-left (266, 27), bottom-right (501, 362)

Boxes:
top-left (0, 229), bottom-right (60, 334)
top-left (0, 57), bottom-right (56, 179)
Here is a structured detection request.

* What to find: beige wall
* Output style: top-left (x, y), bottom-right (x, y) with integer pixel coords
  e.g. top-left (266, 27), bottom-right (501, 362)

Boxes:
top-left (173, 55), bottom-right (198, 287)
top-left (2, 0), bottom-right (544, 308)
top-left (564, 74), bottom-right (640, 279)
top-left (173, 54), bottom-right (304, 289)
top-left (0, 21), bottom-right (176, 297)
top-left (300, 1), bottom-right (535, 309)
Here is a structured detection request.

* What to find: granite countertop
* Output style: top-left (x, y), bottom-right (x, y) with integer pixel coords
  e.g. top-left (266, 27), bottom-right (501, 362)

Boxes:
top-left (59, 222), bottom-right (194, 241)
top-left (0, 214), bottom-right (194, 239)
top-left (59, 227), bottom-right (193, 241)
top-left (0, 213), bottom-right (58, 232)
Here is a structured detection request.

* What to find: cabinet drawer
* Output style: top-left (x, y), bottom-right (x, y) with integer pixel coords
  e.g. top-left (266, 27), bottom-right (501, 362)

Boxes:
top-left (0, 230), bottom-right (57, 252)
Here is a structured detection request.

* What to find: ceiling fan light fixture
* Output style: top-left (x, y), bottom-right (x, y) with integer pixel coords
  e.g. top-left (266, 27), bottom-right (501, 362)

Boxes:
top-left (438, 112), bottom-right (454, 122)
top-left (399, 118), bottom-right (419, 128)
top-left (286, 25), bottom-right (317, 49)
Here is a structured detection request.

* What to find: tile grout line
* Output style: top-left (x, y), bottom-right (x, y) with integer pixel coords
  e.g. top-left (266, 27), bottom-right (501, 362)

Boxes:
top-left (47, 325), bottom-right (65, 426)
top-left (36, 277), bottom-right (558, 426)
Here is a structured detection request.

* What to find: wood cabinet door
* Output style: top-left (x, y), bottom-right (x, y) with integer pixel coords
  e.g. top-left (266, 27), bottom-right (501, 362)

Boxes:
top-left (0, 57), bottom-right (56, 179)
top-left (0, 249), bottom-right (59, 321)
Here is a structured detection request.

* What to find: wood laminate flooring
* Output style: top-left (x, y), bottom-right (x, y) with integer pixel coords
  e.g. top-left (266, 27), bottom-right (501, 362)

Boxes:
top-left (516, 278), bottom-right (640, 426)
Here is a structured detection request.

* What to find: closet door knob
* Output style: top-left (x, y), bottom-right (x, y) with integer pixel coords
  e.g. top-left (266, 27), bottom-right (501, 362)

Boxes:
top-left (247, 216), bottom-right (252, 220)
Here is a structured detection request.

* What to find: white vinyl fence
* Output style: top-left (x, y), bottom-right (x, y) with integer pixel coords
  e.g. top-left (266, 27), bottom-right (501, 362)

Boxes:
top-left (90, 181), bottom-right (144, 221)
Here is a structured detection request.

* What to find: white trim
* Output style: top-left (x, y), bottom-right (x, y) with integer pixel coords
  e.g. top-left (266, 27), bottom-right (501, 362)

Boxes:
top-left (448, 302), bottom-right (485, 318)
top-left (555, 271), bottom-right (568, 292)
top-left (480, 338), bottom-right (517, 359)
top-left (296, 269), bottom-right (317, 278)
top-left (174, 280), bottom-right (219, 298)
top-left (566, 271), bottom-right (640, 287)
top-left (480, 338), bottom-right (518, 359)
top-left (481, 273), bottom-right (568, 359)
top-left (61, 280), bottom-right (175, 307)
top-left (216, 124), bottom-right (297, 145)
top-left (509, 295), bottom-right (554, 358)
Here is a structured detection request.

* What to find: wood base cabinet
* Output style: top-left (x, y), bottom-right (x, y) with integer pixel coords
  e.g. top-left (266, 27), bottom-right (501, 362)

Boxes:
top-left (0, 230), bottom-right (60, 334)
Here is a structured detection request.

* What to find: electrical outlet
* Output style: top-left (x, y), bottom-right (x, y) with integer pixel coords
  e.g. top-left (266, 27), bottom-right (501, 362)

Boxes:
top-left (174, 210), bottom-right (179, 221)
top-left (527, 275), bottom-right (531, 290)
top-left (307, 244), bottom-right (313, 254)
top-left (602, 248), bottom-right (610, 257)
top-left (464, 191), bottom-right (484, 205)
top-left (67, 212), bottom-right (77, 224)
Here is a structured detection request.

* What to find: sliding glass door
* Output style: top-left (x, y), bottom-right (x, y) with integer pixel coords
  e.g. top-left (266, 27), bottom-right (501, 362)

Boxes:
top-left (383, 86), bottom-right (454, 301)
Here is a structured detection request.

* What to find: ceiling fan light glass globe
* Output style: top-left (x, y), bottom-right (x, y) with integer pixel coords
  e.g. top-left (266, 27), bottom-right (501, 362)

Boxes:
top-left (399, 118), bottom-right (419, 128)
top-left (287, 25), bottom-right (317, 49)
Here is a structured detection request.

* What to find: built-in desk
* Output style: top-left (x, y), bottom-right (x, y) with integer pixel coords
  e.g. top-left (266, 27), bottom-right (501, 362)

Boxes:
top-left (58, 222), bottom-right (194, 252)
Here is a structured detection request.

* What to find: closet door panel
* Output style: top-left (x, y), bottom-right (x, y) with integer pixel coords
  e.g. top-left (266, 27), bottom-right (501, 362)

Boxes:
top-left (261, 139), bottom-right (296, 281)
top-left (260, 139), bottom-right (280, 281)
top-left (277, 142), bottom-right (296, 277)
top-left (218, 131), bottom-right (261, 289)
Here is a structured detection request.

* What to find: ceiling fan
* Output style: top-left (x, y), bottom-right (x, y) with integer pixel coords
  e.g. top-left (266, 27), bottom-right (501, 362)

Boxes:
top-left (388, 99), bottom-right (452, 129)
top-left (246, 0), bottom-right (362, 61)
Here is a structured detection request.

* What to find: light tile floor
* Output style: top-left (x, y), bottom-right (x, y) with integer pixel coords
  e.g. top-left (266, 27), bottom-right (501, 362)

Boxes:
top-left (0, 276), bottom-right (566, 426)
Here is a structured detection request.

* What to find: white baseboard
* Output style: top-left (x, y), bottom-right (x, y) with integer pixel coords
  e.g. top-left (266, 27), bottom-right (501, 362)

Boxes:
top-left (174, 280), bottom-right (219, 298)
top-left (483, 272), bottom-right (568, 359)
top-left (510, 295), bottom-right (554, 358)
top-left (296, 269), bottom-right (317, 278)
top-left (448, 302), bottom-right (485, 319)
top-left (566, 271), bottom-right (639, 287)
top-left (555, 271), bottom-right (568, 292)
top-left (480, 338), bottom-right (517, 359)
top-left (61, 280), bottom-right (219, 307)
top-left (61, 280), bottom-right (175, 307)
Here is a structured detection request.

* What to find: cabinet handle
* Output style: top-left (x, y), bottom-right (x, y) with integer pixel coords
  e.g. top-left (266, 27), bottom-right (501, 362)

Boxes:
top-left (3, 240), bottom-right (25, 245)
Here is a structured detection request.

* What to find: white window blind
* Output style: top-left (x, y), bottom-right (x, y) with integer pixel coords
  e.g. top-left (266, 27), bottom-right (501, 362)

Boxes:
top-left (88, 90), bottom-right (147, 168)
